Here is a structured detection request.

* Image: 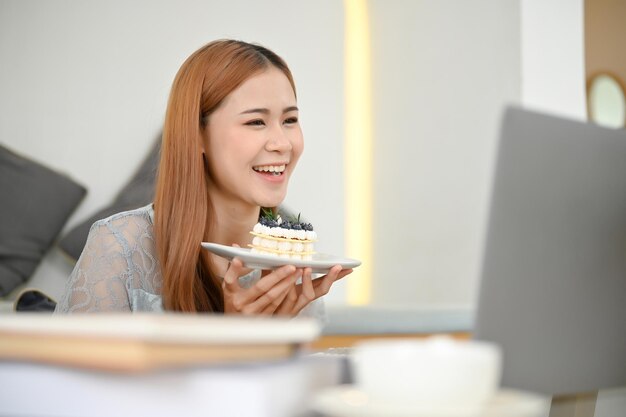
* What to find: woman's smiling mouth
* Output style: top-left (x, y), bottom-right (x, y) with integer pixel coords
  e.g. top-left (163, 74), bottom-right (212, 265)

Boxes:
top-left (252, 164), bottom-right (286, 176)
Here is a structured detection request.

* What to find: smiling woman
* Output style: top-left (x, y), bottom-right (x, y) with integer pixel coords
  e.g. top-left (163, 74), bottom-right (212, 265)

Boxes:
top-left (55, 39), bottom-right (352, 316)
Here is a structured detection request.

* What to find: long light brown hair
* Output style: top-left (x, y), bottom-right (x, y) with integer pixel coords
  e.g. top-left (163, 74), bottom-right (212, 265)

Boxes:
top-left (154, 40), bottom-right (296, 312)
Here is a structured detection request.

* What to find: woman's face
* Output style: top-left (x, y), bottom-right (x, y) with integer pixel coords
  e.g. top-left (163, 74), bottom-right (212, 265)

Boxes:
top-left (205, 67), bottom-right (303, 209)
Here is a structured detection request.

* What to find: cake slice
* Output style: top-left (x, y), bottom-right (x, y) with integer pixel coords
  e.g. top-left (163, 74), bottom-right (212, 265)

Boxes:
top-left (249, 210), bottom-right (317, 260)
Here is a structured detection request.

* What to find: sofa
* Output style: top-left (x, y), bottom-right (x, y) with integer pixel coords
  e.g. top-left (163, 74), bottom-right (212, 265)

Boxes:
top-left (0, 138), bottom-right (160, 313)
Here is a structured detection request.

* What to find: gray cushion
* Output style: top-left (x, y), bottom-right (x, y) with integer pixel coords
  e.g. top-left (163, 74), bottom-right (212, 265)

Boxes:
top-left (58, 136), bottom-right (160, 261)
top-left (0, 145), bottom-right (86, 296)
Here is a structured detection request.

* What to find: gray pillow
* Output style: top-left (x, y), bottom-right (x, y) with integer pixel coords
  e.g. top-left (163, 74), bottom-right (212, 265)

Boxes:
top-left (0, 144), bottom-right (86, 296)
top-left (58, 136), bottom-right (160, 261)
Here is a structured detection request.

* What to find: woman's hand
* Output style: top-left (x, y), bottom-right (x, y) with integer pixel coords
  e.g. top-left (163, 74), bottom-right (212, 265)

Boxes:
top-left (221, 259), bottom-right (353, 317)
top-left (273, 265), bottom-right (353, 317)
top-left (222, 257), bottom-right (302, 315)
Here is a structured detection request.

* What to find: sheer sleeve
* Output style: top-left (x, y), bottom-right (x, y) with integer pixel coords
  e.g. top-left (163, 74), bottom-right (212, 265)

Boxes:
top-left (55, 208), bottom-right (161, 313)
top-left (298, 297), bottom-right (328, 325)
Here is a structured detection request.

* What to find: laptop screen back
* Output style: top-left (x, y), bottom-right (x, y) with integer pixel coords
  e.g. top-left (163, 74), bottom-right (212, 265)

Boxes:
top-left (473, 106), bottom-right (626, 395)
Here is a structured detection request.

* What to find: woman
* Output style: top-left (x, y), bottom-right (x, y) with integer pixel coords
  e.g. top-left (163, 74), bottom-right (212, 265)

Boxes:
top-left (55, 39), bottom-right (352, 316)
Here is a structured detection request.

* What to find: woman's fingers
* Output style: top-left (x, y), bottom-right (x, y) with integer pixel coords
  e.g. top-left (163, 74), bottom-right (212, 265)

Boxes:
top-left (223, 259), bottom-right (295, 313)
top-left (222, 257), bottom-right (246, 293)
top-left (275, 280), bottom-right (300, 316)
top-left (312, 265), bottom-right (340, 297)
top-left (294, 266), bottom-right (353, 312)
top-left (292, 267), bottom-right (316, 312)
top-left (310, 267), bottom-right (352, 300)
top-left (301, 267), bottom-right (315, 299)
top-left (310, 265), bottom-right (343, 296)
top-left (230, 244), bottom-right (253, 276)
top-left (246, 269), bottom-right (300, 314)
top-left (239, 265), bottom-right (297, 304)
top-left (224, 261), bottom-right (353, 316)
top-left (222, 257), bottom-right (255, 313)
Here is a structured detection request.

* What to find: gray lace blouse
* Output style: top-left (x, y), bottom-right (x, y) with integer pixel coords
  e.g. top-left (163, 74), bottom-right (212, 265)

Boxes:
top-left (54, 204), bottom-right (325, 321)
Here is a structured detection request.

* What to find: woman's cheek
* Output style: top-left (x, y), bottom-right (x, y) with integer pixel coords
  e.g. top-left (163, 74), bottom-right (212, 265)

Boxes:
top-left (292, 133), bottom-right (304, 160)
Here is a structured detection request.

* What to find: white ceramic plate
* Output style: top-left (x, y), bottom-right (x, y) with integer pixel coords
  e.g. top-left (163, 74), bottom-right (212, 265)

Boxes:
top-left (311, 385), bottom-right (549, 417)
top-left (201, 242), bottom-right (361, 274)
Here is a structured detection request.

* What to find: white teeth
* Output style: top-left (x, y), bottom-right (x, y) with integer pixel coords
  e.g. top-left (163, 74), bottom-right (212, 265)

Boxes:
top-left (253, 164), bottom-right (286, 173)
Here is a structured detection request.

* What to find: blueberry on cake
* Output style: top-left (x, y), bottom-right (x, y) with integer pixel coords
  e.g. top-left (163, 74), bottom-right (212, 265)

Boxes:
top-left (249, 210), bottom-right (317, 260)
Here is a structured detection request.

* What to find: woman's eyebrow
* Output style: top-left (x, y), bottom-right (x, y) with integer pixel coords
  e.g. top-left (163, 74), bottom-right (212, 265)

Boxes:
top-left (239, 106), bottom-right (299, 115)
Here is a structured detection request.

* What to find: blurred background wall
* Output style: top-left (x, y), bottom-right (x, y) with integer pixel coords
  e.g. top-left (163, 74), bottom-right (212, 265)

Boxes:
top-left (0, 0), bottom-right (347, 301)
top-left (369, 0), bottom-right (521, 307)
top-left (0, 0), bottom-right (586, 307)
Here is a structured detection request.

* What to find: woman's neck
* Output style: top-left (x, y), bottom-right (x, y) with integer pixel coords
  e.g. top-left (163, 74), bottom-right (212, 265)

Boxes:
top-left (209, 195), bottom-right (260, 248)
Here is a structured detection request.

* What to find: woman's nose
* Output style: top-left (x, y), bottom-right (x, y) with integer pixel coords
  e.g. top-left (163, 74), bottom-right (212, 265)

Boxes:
top-left (265, 125), bottom-right (292, 152)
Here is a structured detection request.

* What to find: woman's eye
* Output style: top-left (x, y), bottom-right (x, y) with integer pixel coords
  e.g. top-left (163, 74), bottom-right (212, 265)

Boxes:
top-left (245, 119), bottom-right (265, 126)
top-left (284, 117), bottom-right (298, 125)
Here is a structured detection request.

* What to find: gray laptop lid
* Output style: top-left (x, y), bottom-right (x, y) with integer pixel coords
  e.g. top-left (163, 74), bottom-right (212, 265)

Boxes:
top-left (474, 106), bottom-right (626, 396)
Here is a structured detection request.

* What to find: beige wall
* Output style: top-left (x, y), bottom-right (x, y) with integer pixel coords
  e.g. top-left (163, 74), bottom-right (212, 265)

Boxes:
top-left (369, 0), bottom-right (521, 307)
top-left (520, 0), bottom-right (587, 120)
top-left (585, 0), bottom-right (626, 91)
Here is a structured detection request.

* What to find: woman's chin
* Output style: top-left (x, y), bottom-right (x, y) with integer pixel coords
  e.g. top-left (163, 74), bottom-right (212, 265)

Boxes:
top-left (250, 184), bottom-right (288, 208)
top-left (255, 194), bottom-right (286, 209)
top-left (257, 199), bottom-right (284, 209)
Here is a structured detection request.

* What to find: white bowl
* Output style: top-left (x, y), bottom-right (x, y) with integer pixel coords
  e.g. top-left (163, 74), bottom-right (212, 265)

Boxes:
top-left (351, 336), bottom-right (502, 411)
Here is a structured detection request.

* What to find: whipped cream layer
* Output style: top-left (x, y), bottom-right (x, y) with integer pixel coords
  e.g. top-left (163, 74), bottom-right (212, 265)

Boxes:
top-left (249, 223), bottom-right (317, 260)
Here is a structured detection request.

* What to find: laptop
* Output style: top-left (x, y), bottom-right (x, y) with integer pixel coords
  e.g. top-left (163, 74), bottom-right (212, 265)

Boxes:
top-left (473, 106), bottom-right (626, 396)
